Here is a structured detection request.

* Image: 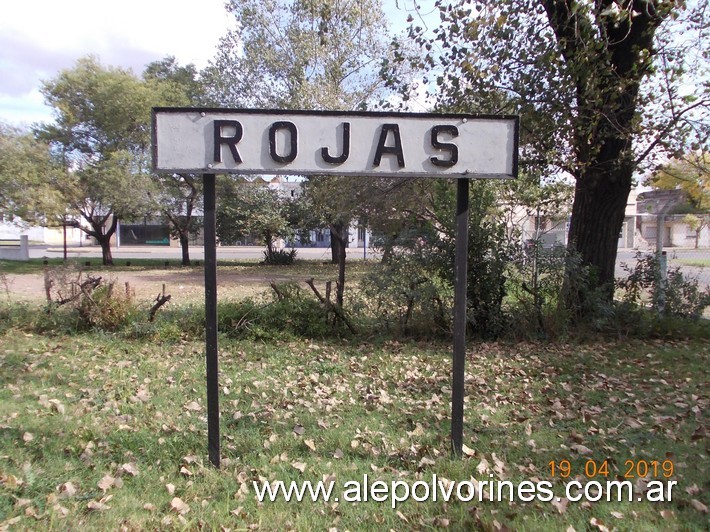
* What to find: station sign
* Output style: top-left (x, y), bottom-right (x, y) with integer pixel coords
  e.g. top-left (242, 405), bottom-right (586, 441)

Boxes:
top-left (152, 108), bottom-right (518, 179)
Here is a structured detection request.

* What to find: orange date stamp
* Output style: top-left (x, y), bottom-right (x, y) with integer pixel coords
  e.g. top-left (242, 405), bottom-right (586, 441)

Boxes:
top-left (548, 459), bottom-right (675, 479)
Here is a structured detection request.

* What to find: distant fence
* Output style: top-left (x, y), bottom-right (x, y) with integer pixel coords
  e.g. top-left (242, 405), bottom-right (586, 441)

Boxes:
top-left (0, 235), bottom-right (29, 261)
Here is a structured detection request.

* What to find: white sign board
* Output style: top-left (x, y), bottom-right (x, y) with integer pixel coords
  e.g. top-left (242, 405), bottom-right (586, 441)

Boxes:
top-left (152, 108), bottom-right (518, 178)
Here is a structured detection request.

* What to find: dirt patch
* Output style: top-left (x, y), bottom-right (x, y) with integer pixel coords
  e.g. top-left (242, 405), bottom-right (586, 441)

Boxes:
top-left (1, 269), bottom-right (298, 305)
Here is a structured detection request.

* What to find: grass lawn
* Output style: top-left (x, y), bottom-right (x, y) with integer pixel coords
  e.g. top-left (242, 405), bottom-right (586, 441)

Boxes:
top-left (675, 258), bottom-right (710, 269)
top-left (0, 258), bottom-right (373, 276)
top-left (0, 332), bottom-right (707, 530)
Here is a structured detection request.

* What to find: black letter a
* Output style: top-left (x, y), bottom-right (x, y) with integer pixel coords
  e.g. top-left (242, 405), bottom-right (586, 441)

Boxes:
top-left (373, 124), bottom-right (405, 168)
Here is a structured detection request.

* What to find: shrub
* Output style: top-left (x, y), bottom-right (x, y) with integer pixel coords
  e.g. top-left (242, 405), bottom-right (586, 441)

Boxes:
top-left (369, 181), bottom-right (513, 339)
top-left (618, 252), bottom-right (710, 320)
top-left (75, 282), bottom-right (137, 331)
top-left (359, 254), bottom-right (452, 337)
top-left (263, 248), bottom-right (297, 265)
top-left (218, 283), bottom-right (335, 340)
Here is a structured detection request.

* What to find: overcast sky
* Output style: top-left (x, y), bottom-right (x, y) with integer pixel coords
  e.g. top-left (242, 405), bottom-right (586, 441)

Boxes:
top-left (0, 0), bottom-right (420, 128)
top-left (0, 0), bottom-right (236, 126)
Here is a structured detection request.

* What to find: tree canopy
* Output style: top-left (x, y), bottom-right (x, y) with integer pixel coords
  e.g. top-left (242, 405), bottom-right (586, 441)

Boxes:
top-left (143, 57), bottom-right (207, 266)
top-left (650, 152), bottom-right (709, 212)
top-left (397, 0), bottom-right (708, 303)
top-left (203, 0), bottom-right (392, 110)
top-left (0, 123), bottom-right (63, 222)
top-left (37, 57), bottom-right (162, 264)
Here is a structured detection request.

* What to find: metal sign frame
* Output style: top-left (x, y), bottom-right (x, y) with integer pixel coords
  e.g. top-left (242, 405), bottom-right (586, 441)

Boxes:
top-left (151, 107), bottom-right (519, 467)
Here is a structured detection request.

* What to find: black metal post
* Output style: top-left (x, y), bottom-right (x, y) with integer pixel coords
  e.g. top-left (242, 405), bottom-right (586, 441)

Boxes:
top-left (203, 173), bottom-right (220, 468)
top-left (63, 218), bottom-right (68, 262)
top-left (451, 177), bottom-right (469, 456)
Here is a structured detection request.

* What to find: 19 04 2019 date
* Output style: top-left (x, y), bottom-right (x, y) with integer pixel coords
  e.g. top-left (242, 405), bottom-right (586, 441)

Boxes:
top-left (548, 459), bottom-right (674, 479)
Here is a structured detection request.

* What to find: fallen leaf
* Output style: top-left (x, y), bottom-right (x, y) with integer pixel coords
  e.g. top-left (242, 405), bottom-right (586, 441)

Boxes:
top-left (293, 424), bottom-right (305, 436)
top-left (52, 504), bottom-right (69, 518)
top-left (590, 517), bottom-right (609, 532)
top-left (97, 474), bottom-right (115, 492)
top-left (409, 423), bottom-right (425, 437)
top-left (552, 497), bottom-right (568, 514)
top-left (476, 457), bottom-right (490, 475)
top-left (433, 517), bottom-right (450, 527)
top-left (571, 444), bottom-right (593, 455)
top-left (610, 511), bottom-right (624, 519)
top-left (22, 432), bottom-right (34, 443)
top-left (58, 482), bottom-right (76, 498)
top-left (170, 497), bottom-right (190, 515)
top-left (184, 401), bottom-right (201, 412)
top-left (418, 456), bottom-right (436, 468)
top-left (690, 499), bottom-right (708, 514)
top-left (685, 484), bottom-right (700, 496)
top-left (624, 417), bottom-right (644, 429)
top-left (135, 388), bottom-right (151, 403)
top-left (119, 463), bottom-right (139, 477)
top-left (292, 462), bottom-right (307, 473)
top-left (461, 444), bottom-right (476, 457)
top-left (166, 483), bottom-right (176, 495)
top-left (87, 500), bottom-right (110, 511)
top-left (48, 399), bottom-right (65, 415)
top-left (304, 439), bottom-right (316, 451)
top-left (659, 510), bottom-right (674, 520)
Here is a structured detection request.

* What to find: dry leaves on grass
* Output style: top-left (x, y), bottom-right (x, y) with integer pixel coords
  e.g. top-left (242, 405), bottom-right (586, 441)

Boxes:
top-left (170, 497), bottom-right (190, 515)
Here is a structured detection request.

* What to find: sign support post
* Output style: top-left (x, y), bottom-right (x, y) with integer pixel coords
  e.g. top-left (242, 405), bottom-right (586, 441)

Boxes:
top-left (451, 177), bottom-right (469, 456)
top-left (203, 173), bottom-right (220, 468)
top-left (152, 108), bottom-right (518, 467)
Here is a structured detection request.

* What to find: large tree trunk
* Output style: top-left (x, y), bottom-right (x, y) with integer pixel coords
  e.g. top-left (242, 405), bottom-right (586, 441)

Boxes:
top-left (90, 215), bottom-right (118, 266)
top-left (543, 0), bottom-right (666, 313)
top-left (179, 232), bottom-right (191, 266)
top-left (566, 167), bottom-right (632, 304)
top-left (330, 222), bottom-right (346, 265)
top-left (95, 232), bottom-right (114, 266)
top-left (329, 222), bottom-right (347, 308)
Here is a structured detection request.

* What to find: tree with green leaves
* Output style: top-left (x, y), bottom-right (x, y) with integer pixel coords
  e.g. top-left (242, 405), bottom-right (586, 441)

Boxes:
top-left (143, 57), bottom-right (207, 266)
top-left (37, 56), bottom-right (158, 265)
top-left (398, 0), bottom-right (708, 306)
top-left (650, 152), bottom-right (709, 212)
top-left (216, 178), bottom-right (308, 263)
top-left (204, 0), bottom-right (400, 306)
top-left (204, 0), bottom-right (392, 110)
top-left (0, 122), bottom-right (63, 222)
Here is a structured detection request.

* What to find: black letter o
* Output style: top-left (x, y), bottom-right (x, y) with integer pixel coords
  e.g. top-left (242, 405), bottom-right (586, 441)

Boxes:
top-left (269, 121), bottom-right (298, 164)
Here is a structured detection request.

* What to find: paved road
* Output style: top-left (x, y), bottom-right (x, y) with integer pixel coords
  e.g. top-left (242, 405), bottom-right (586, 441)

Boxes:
top-left (30, 244), bottom-right (374, 262)
top-left (26, 244), bottom-right (709, 286)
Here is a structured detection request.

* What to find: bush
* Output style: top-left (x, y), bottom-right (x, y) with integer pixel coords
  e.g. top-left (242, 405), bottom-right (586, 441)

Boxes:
top-left (618, 252), bottom-right (710, 320)
top-left (75, 282), bottom-right (137, 331)
top-left (263, 248), bottom-right (297, 265)
top-left (359, 253), bottom-right (451, 337)
top-left (218, 283), bottom-right (335, 340)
